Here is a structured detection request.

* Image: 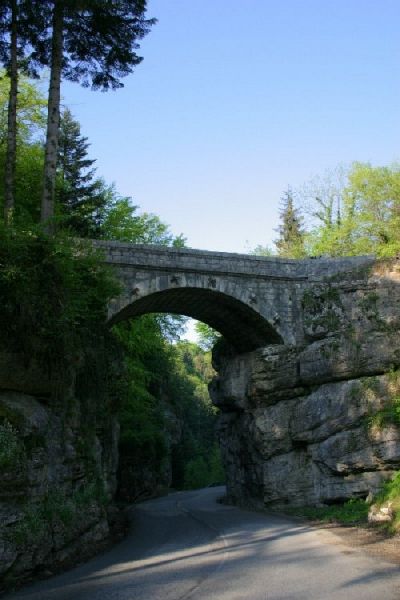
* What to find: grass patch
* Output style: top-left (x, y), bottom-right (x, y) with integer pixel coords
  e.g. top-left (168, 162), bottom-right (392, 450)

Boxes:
top-left (284, 499), bottom-right (369, 525)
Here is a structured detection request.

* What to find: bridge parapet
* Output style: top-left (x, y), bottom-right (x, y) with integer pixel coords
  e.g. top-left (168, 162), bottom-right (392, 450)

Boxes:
top-left (95, 241), bottom-right (378, 351)
top-left (94, 241), bottom-right (375, 280)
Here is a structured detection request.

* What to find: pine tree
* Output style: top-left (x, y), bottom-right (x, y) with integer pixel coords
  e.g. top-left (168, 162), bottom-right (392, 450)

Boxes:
top-left (56, 108), bottom-right (106, 236)
top-left (274, 189), bottom-right (305, 258)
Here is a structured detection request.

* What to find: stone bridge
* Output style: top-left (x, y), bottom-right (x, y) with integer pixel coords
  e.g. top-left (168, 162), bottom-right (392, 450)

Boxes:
top-left (98, 241), bottom-right (400, 509)
top-left (95, 240), bottom-right (376, 353)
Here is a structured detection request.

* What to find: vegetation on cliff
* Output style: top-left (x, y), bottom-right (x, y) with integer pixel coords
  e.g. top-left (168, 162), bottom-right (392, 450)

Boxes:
top-left (0, 66), bottom-right (223, 503)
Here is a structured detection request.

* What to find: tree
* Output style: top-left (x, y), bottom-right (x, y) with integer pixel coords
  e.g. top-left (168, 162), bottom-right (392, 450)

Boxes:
top-left (0, 1), bottom-right (46, 224)
top-left (0, 73), bottom-right (47, 143)
top-left (1, 0), bottom-right (17, 224)
top-left (195, 322), bottom-right (220, 351)
top-left (274, 188), bottom-right (305, 258)
top-left (0, 74), bottom-right (46, 225)
top-left (100, 195), bottom-right (185, 245)
top-left (0, 1), bottom-right (28, 222)
top-left (250, 244), bottom-right (274, 256)
top-left (297, 165), bottom-right (347, 230)
top-left (303, 163), bottom-right (400, 258)
top-left (343, 162), bottom-right (400, 256)
top-left (56, 107), bottom-right (108, 236)
top-left (37, 0), bottom-right (155, 231)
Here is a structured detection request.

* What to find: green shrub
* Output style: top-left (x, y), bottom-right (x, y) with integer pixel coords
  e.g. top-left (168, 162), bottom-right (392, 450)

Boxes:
top-left (184, 456), bottom-right (209, 490)
top-left (285, 498), bottom-right (369, 524)
top-left (0, 224), bottom-right (119, 385)
top-left (183, 445), bottom-right (225, 490)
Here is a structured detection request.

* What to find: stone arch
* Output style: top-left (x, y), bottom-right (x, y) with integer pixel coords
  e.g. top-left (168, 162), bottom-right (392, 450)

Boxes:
top-left (108, 287), bottom-right (282, 353)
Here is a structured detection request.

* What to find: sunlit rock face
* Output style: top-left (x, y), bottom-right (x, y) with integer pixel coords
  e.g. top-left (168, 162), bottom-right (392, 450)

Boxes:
top-left (211, 258), bottom-right (400, 508)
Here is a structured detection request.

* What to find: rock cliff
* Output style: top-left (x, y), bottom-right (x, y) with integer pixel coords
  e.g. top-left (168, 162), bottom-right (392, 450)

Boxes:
top-left (211, 258), bottom-right (400, 508)
top-left (0, 353), bottom-right (121, 592)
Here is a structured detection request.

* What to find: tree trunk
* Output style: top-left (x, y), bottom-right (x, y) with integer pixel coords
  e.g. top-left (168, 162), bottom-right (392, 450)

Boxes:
top-left (4, 0), bottom-right (18, 226)
top-left (41, 0), bottom-right (63, 233)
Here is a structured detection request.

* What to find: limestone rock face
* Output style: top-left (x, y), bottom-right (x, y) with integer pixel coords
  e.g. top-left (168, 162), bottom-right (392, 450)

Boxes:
top-left (213, 257), bottom-right (400, 509)
top-left (368, 502), bottom-right (394, 523)
top-left (0, 378), bottom-right (119, 590)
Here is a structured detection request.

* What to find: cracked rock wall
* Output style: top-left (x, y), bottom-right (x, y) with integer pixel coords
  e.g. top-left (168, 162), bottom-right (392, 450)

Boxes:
top-left (0, 354), bottom-right (120, 591)
top-left (211, 258), bottom-right (400, 508)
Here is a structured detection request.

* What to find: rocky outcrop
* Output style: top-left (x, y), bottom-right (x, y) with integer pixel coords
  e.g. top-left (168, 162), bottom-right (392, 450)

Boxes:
top-left (212, 258), bottom-right (400, 509)
top-left (0, 356), bottom-right (121, 592)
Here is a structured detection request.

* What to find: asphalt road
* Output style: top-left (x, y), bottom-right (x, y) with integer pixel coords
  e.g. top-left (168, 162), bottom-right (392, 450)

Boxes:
top-left (6, 487), bottom-right (400, 600)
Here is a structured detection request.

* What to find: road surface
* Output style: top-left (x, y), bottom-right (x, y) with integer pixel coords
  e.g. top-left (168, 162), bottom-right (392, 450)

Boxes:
top-left (6, 487), bottom-right (400, 599)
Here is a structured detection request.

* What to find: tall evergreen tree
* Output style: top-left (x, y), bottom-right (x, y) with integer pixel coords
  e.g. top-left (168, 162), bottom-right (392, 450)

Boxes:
top-left (35, 0), bottom-right (155, 232)
top-left (56, 107), bottom-right (106, 236)
top-left (274, 189), bottom-right (305, 258)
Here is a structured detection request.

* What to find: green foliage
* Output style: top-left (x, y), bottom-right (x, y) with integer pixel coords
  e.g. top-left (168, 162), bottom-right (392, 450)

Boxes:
top-left (251, 244), bottom-right (275, 256)
top-left (114, 316), bottom-right (171, 468)
top-left (0, 74), bottom-right (46, 224)
top-left (373, 472), bottom-right (400, 532)
top-left (115, 319), bottom-right (224, 496)
top-left (375, 472), bottom-right (400, 505)
top-left (170, 342), bottom-right (222, 489)
top-left (368, 396), bottom-right (400, 429)
top-left (286, 499), bottom-right (369, 524)
top-left (56, 108), bottom-right (109, 237)
top-left (100, 195), bottom-right (185, 246)
top-left (0, 72), bottom-right (47, 143)
top-left (0, 224), bottom-right (119, 381)
top-left (0, 420), bottom-right (26, 470)
top-left (183, 445), bottom-right (225, 489)
top-left (0, 142), bottom-right (44, 226)
top-left (257, 162), bottom-right (400, 259)
top-left (300, 162), bottom-right (400, 258)
top-left (195, 321), bottom-right (221, 351)
top-left (184, 456), bottom-right (209, 489)
top-left (209, 445), bottom-right (225, 483)
top-left (183, 444), bottom-right (225, 490)
top-left (367, 370), bottom-right (400, 429)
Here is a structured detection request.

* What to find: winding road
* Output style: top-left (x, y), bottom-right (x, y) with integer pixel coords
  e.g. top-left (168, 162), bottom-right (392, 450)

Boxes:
top-left (6, 487), bottom-right (400, 600)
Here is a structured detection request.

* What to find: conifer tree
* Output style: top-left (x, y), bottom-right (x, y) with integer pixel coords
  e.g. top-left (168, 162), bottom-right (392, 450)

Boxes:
top-left (56, 107), bottom-right (107, 236)
top-left (275, 189), bottom-right (305, 258)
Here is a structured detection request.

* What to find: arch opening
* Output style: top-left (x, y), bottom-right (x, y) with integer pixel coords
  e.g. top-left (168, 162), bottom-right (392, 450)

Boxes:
top-left (109, 287), bottom-right (282, 353)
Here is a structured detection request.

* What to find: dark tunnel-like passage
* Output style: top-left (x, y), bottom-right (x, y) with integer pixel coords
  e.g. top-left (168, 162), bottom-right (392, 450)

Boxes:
top-left (109, 287), bottom-right (282, 353)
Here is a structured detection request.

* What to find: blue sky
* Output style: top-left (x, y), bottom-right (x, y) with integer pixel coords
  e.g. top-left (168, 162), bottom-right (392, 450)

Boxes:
top-left (62, 0), bottom-right (400, 253)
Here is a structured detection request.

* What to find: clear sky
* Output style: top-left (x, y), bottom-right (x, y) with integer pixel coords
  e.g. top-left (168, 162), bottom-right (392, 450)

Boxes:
top-left (61, 0), bottom-right (400, 253)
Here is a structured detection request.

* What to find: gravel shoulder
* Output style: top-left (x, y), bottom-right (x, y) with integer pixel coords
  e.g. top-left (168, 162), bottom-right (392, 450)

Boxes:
top-left (284, 516), bottom-right (400, 566)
